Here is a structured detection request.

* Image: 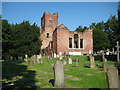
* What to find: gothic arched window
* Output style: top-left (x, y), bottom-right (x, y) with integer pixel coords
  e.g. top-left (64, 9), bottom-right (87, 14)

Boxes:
top-left (74, 34), bottom-right (79, 48)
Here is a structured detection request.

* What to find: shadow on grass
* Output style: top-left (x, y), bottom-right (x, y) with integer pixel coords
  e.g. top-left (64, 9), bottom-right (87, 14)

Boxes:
top-left (94, 55), bottom-right (117, 62)
top-left (49, 79), bottom-right (54, 87)
top-left (2, 59), bottom-right (37, 89)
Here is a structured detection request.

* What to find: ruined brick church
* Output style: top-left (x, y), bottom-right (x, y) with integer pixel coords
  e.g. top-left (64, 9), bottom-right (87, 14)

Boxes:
top-left (40, 12), bottom-right (93, 57)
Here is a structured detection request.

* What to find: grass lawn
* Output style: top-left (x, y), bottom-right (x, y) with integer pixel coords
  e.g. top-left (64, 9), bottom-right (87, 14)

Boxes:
top-left (2, 55), bottom-right (116, 89)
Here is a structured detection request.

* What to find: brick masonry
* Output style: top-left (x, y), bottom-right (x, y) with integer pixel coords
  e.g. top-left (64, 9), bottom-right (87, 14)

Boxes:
top-left (40, 12), bottom-right (93, 57)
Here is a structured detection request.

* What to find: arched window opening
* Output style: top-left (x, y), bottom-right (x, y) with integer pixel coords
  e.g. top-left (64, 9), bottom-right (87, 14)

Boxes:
top-left (69, 38), bottom-right (72, 48)
top-left (80, 39), bottom-right (83, 48)
top-left (74, 34), bottom-right (79, 48)
top-left (47, 33), bottom-right (49, 38)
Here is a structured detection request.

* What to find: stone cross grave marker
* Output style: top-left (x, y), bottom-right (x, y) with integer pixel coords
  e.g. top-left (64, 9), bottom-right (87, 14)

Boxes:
top-left (89, 54), bottom-right (95, 68)
top-left (107, 66), bottom-right (119, 88)
top-left (68, 57), bottom-right (72, 64)
top-left (53, 60), bottom-right (65, 87)
top-left (115, 41), bottom-right (120, 62)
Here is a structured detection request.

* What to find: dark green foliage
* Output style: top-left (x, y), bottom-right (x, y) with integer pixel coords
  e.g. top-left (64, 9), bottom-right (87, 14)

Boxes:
top-left (2, 20), bottom-right (42, 59)
top-left (90, 22), bottom-right (110, 52)
top-left (75, 26), bottom-right (87, 32)
top-left (2, 20), bottom-right (13, 58)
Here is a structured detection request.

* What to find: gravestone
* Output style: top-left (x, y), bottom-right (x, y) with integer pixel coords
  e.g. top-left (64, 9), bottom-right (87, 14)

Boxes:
top-left (89, 54), bottom-right (95, 68)
top-left (24, 54), bottom-right (28, 63)
top-left (76, 59), bottom-right (79, 67)
top-left (107, 66), bottom-right (119, 88)
top-left (29, 59), bottom-right (34, 67)
top-left (101, 51), bottom-right (105, 61)
top-left (59, 56), bottom-right (63, 60)
top-left (68, 58), bottom-right (72, 64)
top-left (63, 60), bottom-right (67, 65)
top-left (53, 60), bottom-right (65, 87)
top-left (115, 41), bottom-right (120, 62)
top-left (103, 58), bottom-right (107, 72)
top-left (59, 52), bottom-right (63, 60)
top-left (31, 55), bottom-right (37, 64)
top-left (63, 51), bottom-right (66, 57)
top-left (40, 58), bottom-right (43, 64)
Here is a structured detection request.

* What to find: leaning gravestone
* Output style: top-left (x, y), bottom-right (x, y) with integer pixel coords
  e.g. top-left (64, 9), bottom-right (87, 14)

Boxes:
top-left (53, 60), bottom-right (65, 87)
top-left (68, 58), bottom-right (72, 64)
top-left (107, 66), bottom-right (119, 88)
top-left (89, 54), bottom-right (95, 68)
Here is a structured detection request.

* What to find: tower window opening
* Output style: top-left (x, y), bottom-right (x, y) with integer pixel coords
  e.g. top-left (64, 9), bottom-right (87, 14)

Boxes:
top-left (47, 33), bottom-right (49, 38)
top-left (49, 20), bottom-right (53, 24)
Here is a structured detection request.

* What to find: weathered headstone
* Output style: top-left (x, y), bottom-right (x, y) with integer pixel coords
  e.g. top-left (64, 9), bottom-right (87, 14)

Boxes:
top-left (68, 58), bottom-right (72, 64)
top-left (24, 54), bottom-right (28, 63)
top-left (107, 66), bottom-right (119, 88)
top-left (101, 51), bottom-right (105, 61)
top-left (40, 58), bottom-right (43, 64)
top-left (29, 59), bottom-right (34, 67)
top-left (63, 60), bottom-right (67, 65)
top-left (112, 48), bottom-right (115, 54)
top-left (89, 54), bottom-right (95, 68)
top-left (103, 58), bottom-right (107, 72)
top-left (53, 60), bottom-right (65, 87)
top-left (63, 51), bottom-right (66, 57)
top-left (31, 55), bottom-right (36, 64)
top-left (59, 56), bottom-right (63, 60)
top-left (75, 59), bottom-right (79, 67)
top-left (115, 41), bottom-right (120, 62)
top-left (37, 55), bottom-right (41, 63)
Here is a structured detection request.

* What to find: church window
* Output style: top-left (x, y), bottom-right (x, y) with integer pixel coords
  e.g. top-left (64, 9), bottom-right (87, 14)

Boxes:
top-left (80, 39), bottom-right (83, 48)
top-left (69, 38), bottom-right (72, 48)
top-left (49, 20), bottom-right (53, 24)
top-left (47, 33), bottom-right (49, 38)
top-left (74, 34), bottom-right (79, 48)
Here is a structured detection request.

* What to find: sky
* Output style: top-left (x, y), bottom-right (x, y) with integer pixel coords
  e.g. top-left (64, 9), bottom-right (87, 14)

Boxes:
top-left (2, 2), bottom-right (119, 31)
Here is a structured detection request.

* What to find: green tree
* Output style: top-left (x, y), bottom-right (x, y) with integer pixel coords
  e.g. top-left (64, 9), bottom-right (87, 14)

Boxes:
top-left (90, 22), bottom-right (110, 52)
top-left (2, 20), bottom-right (42, 59)
top-left (2, 20), bottom-right (12, 59)
top-left (10, 21), bottom-right (42, 58)
top-left (75, 26), bottom-right (87, 32)
top-left (93, 28), bottom-right (110, 52)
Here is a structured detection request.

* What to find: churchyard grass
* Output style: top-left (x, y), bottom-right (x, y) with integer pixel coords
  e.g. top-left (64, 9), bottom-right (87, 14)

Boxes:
top-left (2, 55), bottom-right (117, 88)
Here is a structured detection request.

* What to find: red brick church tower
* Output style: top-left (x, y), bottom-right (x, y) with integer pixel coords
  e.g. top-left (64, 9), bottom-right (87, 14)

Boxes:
top-left (40, 12), bottom-right (58, 56)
